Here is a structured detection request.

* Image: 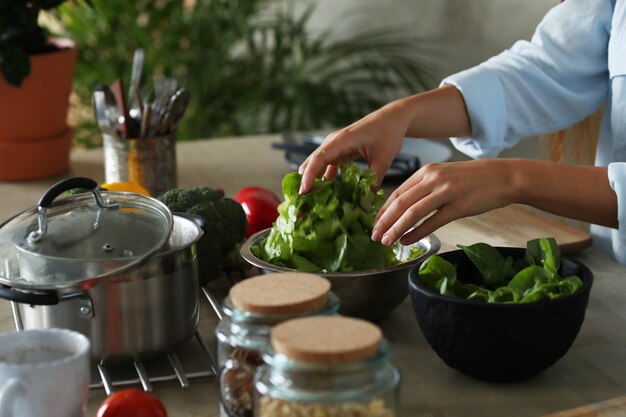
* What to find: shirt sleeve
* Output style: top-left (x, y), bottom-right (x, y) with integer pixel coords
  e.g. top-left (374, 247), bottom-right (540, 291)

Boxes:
top-left (608, 163), bottom-right (626, 246)
top-left (441, 0), bottom-right (612, 159)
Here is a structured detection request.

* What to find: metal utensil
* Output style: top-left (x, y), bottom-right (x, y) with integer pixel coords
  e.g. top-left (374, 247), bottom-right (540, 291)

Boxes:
top-left (128, 48), bottom-right (144, 100)
top-left (110, 79), bottom-right (129, 137)
top-left (93, 90), bottom-right (117, 137)
top-left (161, 88), bottom-right (190, 134)
top-left (153, 75), bottom-right (178, 109)
top-left (140, 105), bottom-right (152, 138)
top-left (98, 85), bottom-right (121, 137)
top-left (92, 84), bottom-right (108, 128)
top-left (151, 75), bottom-right (184, 135)
top-left (128, 48), bottom-right (145, 126)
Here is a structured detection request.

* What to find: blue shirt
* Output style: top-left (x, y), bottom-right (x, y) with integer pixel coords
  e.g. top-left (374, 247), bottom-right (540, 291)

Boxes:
top-left (442, 0), bottom-right (626, 264)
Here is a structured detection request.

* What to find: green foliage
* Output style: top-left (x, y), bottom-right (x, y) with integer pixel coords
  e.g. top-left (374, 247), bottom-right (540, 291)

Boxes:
top-left (418, 238), bottom-right (584, 304)
top-left (457, 242), bottom-right (516, 288)
top-left (55, 0), bottom-right (436, 146)
top-left (0, 0), bottom-right (67, 86)
top-left (251, 162), bottom-right (420, 273)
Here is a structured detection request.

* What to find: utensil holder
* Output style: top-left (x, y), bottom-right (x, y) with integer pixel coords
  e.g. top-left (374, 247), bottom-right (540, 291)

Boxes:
top-left (103, 133), bottom-right (177, 197)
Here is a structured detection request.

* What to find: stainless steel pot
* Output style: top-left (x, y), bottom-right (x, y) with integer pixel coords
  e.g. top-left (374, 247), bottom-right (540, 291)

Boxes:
top-left (0, 177), bottom-right (204, 361)
top-left (12, 214), bottom-right (202, 361)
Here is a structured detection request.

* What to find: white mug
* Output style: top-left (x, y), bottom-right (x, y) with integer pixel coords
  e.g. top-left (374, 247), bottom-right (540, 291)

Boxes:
top-left (0, 328), bottom-right (91, 417)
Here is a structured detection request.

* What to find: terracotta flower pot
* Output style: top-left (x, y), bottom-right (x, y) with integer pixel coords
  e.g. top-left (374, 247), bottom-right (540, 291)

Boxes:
top-left (0, 38), bottom-right (77, 180)
top-left (0, 129), bottom-right (73, 181)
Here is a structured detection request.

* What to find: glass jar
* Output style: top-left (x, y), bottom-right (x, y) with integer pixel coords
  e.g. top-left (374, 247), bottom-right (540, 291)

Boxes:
top-left (216, 273), bottom-right (341, 417)
top-left (254, 318), bottom-right (400, 417)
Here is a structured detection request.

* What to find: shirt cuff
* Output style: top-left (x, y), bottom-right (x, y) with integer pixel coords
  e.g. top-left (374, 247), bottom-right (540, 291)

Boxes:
top-left (607, 162), bottom-right (626, 245)
top-left (440, 65), bottom-right (508, 159)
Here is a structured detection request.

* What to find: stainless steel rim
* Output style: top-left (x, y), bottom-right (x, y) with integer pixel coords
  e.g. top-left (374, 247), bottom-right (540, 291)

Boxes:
top-left (240, 228), bottom-right (441, 277)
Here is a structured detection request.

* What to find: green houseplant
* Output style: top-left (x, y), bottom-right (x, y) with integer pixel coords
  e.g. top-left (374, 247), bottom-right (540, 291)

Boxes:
top-left (0, 0), bottom-right (77, 180)
top-left (0, 0), bottom-right (67, 86)
top-left (57, 0), bottom-right (436, 146)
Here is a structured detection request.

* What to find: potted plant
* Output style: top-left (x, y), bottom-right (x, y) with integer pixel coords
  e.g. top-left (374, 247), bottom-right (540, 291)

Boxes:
top-left (59, 1), bottom-right (436, 146)
top-left (0, 0), bottom-right (77, 180)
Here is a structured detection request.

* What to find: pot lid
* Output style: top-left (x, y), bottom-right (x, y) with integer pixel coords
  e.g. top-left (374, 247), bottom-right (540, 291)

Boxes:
top-left (0, 177), bottom-right (173, 291)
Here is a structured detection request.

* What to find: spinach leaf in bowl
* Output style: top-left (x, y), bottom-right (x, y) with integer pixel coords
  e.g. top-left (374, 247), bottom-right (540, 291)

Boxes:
top-left (418, 237), bottom-right (583, 304)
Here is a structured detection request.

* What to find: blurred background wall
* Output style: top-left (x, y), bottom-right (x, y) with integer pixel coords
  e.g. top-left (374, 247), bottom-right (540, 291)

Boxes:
top-left (296, 0), bottom-right (556, 78)
top-left (59, 0), bottom-right (562, 157)
top-left (293, 0), bottom-right (559, 160)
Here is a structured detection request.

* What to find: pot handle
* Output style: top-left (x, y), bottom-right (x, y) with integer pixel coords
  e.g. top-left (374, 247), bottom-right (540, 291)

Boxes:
top-left (0, 284), bottom-right (59, 305)
top-left (38, 177), bottom-right (98, 207)
top-left (30, 177), bottom-right (118, 244)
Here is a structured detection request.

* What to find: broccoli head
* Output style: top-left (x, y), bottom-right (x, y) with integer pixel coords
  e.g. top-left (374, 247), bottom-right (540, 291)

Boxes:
top-left (211, 198), bottom-right (247, 250)
top-left (158, 187), bottom-right (247, 284)
top-left (158, 187), bottom-right (223, 213)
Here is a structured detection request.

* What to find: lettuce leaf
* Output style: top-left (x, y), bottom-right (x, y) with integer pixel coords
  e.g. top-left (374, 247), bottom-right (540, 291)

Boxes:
top-left (252, 163), bottom-right (402, 272)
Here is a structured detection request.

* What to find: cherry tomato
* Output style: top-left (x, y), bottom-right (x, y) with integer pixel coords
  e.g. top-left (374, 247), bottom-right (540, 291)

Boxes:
top-left (96, 389), bottom-right (167, 417)
top-left (233, 186), bottom-right (281, 237)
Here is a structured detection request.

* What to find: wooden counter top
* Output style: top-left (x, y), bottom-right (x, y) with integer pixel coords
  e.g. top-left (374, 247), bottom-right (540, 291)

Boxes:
top-left (0, 135), bottom-right (622, 417)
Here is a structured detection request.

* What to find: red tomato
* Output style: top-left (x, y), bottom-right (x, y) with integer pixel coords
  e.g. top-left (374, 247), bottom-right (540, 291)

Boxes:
top-left (233, 186), bottom-right (281, 237)
top-left (96, 389), bottom-right (167, 417)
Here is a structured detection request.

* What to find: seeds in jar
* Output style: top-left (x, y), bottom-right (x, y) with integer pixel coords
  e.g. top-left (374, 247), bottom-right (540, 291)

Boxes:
top-left (257, 397), bottom-right (395, 417)
top-left (220, 347), bottom-right (264, 417)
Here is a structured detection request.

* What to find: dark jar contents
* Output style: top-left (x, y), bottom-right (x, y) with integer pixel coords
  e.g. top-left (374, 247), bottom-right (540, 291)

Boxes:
top-left (254, 316), bottom-right (400, 417)
top-left (215, 272), bottom-right (340, 417)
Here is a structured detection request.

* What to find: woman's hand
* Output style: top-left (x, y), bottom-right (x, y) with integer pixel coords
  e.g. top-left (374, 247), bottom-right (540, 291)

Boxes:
top-left (372, 158), bottom-right (619, 246)
top-left (372, 159), bottom-right (518, 246)
top-left (298, 85), bottom-right (472, 194)
top-left (298, 101), bottom-right (410, 193)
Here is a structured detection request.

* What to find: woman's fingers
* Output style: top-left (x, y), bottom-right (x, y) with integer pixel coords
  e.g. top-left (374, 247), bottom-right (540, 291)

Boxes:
top-left (398, 204), bottom-right (459, 245)
top-left (298, 145), bottom-right (338, 193)
top-left (373, 163), bottom-right (467, 246)
top-left (298, 141), bottom-right (368, 193)
top-left (374, 192), bottom-right (440, 245)
top-left (368, 159), bottom-right (393, 188)
top-left (297, 108), bottom-right (407, 194)
top-left (323, 164), bottom-right (339, 181)
top-left (375, 170), bottom-right (423, 222)
top-left (373, 159), bottom-right (517, 246)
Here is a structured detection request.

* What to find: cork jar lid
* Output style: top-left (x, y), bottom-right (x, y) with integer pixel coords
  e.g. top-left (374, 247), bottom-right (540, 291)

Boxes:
top-left (229, 272), bottom-right (331, 315)
top-left (271, 316), bottom-right (382, 364)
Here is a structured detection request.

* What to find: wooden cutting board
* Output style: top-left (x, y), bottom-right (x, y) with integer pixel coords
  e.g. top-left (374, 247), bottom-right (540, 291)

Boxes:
top-left (436, 204), bottom-right (592, 254)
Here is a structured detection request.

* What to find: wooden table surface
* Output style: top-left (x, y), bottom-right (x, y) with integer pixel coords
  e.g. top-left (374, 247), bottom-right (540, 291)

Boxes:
top-left (0, 135), bottom-right (624, 417)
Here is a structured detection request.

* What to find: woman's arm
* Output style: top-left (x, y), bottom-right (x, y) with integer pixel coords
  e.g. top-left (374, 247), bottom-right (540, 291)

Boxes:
top-left (515, 160), bottom-right (617, 228)
top-left (396, 85), bottom-right (472, 139)
top-left (372, 158), bottom-right (618, 246)
top-left (298, 84), bottom-right (471, 193)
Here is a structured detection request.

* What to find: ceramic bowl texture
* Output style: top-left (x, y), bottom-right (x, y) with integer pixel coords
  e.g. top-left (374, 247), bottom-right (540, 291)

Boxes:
top-left (408, 247), bottom-right (593, 382)
top-left (240, 228), bottom-right (440, 322)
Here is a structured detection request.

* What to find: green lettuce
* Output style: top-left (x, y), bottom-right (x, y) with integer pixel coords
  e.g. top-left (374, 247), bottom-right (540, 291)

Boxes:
top-left (251, 163), bottom-right (415, 272)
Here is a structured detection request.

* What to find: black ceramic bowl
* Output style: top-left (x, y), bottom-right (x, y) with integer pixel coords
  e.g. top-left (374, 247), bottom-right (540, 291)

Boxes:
top-left (408, 247), bottom-right (593, 382)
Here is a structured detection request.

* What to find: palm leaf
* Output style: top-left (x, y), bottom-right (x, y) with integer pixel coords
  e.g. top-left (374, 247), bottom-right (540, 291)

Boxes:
top-left (55, 0), bottom-right (437, 145)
